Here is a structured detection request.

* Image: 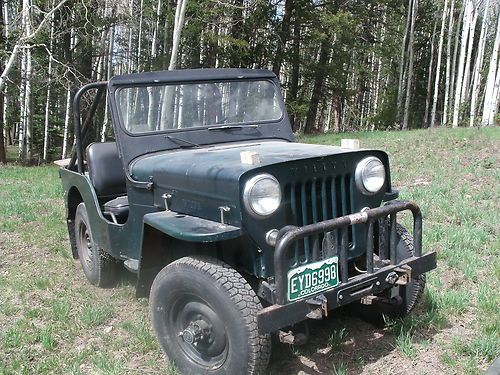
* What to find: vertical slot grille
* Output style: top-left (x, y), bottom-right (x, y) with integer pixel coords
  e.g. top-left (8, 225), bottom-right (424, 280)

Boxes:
top-left (285, 175), bottom-right (353, 267)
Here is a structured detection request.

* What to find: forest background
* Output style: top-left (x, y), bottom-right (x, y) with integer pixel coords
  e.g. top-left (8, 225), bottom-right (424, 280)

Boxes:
top-left (0, 0), bottom-right (499, 164)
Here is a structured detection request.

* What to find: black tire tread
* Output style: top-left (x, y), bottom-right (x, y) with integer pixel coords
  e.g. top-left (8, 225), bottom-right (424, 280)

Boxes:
top-left (152, 256), bottom-right (271, 375)
top-left (75, 203), bottom-right (119, 288)
top-left (396, 223), bottom-right (426, 314)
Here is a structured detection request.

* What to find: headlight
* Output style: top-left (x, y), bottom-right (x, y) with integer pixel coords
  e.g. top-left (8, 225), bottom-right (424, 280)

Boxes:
top-left (243, 174), bottom-right (281, 217)
top-left (355, 156), bottom-right (386, 194)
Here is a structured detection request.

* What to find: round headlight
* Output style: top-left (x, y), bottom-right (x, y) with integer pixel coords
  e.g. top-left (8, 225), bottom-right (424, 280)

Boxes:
top-left (243, 174), bottom-right (281, 217)
top-left (355, 156), bottom-right (386, 194)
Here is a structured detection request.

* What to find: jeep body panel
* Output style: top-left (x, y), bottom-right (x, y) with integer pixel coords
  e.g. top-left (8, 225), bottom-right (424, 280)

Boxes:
top-left (60, 167), bottom-right (158, 261)
top-left (127, 140), bottom-right (393, 277)
top-left (143, 211), bottom-right (242, 242)
top-left (130, 140), bottom-right (391, 224)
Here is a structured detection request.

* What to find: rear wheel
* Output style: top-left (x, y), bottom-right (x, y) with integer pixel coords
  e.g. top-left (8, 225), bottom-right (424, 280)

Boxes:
top-left (149, 256), bottom-right (271, 375)
top-left (75, 203), bottom-right (119, 287)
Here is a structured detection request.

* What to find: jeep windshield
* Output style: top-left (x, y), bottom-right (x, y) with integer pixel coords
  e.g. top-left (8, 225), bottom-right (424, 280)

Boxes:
top-left (117, 80), bottom-right (283, 134)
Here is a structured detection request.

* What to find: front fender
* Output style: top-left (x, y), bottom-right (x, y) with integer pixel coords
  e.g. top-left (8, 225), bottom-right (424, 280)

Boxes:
top-left (143, 211), bottom-right (242, 242)
top-left (136, 212), bottom-right (243, 297)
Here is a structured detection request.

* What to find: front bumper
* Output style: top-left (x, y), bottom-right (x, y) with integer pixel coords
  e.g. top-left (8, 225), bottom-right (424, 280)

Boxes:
top-left (257, 201), bottom-right (437, 334)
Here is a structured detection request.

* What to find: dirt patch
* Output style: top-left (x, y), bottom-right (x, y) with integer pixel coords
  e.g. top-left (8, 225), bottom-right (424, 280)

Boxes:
top-left (269, 307), bottom-right (479, 375)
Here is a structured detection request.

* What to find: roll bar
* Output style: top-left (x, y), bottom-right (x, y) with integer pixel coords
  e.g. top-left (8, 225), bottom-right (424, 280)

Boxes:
top-left (67, 81), bottom-right (108, 173)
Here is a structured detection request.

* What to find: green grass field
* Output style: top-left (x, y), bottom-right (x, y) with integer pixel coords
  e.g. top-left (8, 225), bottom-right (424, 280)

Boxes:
top-left (0, 127), bottom-right (498, 374)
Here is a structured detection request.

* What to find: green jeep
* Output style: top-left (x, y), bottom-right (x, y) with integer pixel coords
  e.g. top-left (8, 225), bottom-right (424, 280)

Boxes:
top-left (58, 68), bottom-right (436, 375)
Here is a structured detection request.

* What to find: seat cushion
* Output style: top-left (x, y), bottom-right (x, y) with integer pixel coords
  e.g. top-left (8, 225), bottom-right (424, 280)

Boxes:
top-left (86, 142), bottom-right (126, 197)
top-left (104, 196), bottom-right (129, 218)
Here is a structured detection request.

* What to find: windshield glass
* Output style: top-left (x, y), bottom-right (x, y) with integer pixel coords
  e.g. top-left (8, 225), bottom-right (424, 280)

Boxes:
top-left (117, 80), bottom-right (283, 133)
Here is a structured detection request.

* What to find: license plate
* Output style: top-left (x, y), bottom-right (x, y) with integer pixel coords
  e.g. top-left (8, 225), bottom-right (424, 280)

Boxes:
top-left (287, 257), bottom-right (339, 302)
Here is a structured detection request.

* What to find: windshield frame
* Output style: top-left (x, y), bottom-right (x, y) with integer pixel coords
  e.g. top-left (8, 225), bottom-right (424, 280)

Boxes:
top-left (114, 78), bottom-right (285, 137)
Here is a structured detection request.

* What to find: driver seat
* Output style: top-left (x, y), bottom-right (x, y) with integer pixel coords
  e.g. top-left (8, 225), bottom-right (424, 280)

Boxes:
top-left (86, 142), bottom-right (129, 223)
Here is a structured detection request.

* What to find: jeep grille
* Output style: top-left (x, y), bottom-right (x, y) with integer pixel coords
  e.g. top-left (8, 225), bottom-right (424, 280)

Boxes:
top-left (284, 174), bottom-right (354, 267)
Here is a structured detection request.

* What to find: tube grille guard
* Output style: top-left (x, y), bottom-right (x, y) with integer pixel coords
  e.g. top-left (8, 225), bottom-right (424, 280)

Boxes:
top-left (273, 200), bottom-right (424, 305)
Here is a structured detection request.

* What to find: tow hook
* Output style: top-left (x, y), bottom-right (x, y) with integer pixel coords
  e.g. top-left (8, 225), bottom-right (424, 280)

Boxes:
top-left (386, 266), bottom-right (412, 286)
top-left (394, 265), bottom-right (412, 285)
top-left (385, 271), bottom-right (399, 285)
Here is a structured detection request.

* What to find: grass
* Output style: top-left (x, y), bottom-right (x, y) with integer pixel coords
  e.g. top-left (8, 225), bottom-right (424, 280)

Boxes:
top-left (1, 127), bottom-right (499, 374)
top-left (328, 328), bottom-right (348, 351)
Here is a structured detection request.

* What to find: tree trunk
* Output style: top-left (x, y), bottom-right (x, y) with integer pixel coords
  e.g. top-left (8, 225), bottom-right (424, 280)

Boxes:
top-left (469, 0), bottom-right (490, 127)
top-left (18, 47), bottom-right (26, 161)
top-left (159, 0), bottom-right (188, 129)
top-left (136, 0), bottom-right (144, 71)
top-left (101, 24), bottom-right (114, 142)
top-left (168, 0), bottom-right (187, 70)
top-left (162, 0), bottom-right (172, 68)
top-left (443, 0), bottom-right (455, 126)
top-left (228, 0), bottom-right (243, 67)
top-left (372, 12), bottom-right (386, 120)
top-left (62, 89), bottom-right (71, 159)
top-left (430, 0), bottom-right (449, 128)
top-left (43, 0), bottom-right (56, 161)
top-left (304, 39), bottom-right (329, 134)
top-left (459, 1), bottom-right (477, 106)
top-left (424, 18), bottom-right (438, 128)
top-left (272, 0), bottom-right (293, 78)
top-left (151, 0), bottom-right (162, 65)
top-left (490, 61), bottom-right (500, 125)
top-left (61, 26), bottom-right (75, 158)
top-left (1, 0), bottom-right (7, 145)
top-left (0, 0), bottom-right (5, 163)
top-left (452, 0), bottom-right (471, 128)
top-left (19, 0), bottom-right (33, 162)
top-left (449, 1), bottom-right (464, 118)
top-left (402, 0), bottom-right (418, 130)
top-left (397, 0), bottom-right (413, 123)
top-left (287, 12), bottom-right (300, 131)
top-left (24, 48), bottom-right (32, 161)
top-left (481, 16), bottom-right (500, 126)
top-left (0, 88), bottom-right (4, 164)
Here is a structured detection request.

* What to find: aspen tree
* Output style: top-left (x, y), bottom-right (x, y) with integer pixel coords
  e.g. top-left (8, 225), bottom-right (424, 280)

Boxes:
top-left (469, 0), bottom-right (491, 127)
top-left (482, 16), bottom-right (500, 126)
top-left (443, 0), bottom-right (455, 125)
top-left (452, 0), bottom-right (472, 128)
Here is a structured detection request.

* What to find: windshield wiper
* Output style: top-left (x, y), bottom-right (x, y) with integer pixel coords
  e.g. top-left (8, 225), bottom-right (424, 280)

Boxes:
top-left (165, 135), bottom-right (200, 148)
top-left (207, 124), bottom-right (259, 131)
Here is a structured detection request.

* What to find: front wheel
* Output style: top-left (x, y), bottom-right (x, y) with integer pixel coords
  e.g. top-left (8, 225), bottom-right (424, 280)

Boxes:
top-left (149, 256), bottom-right (271, 375)
top-left (353, 224), bottom-right (426, 322)
top-left (385, 224), bottom-right (426, 318)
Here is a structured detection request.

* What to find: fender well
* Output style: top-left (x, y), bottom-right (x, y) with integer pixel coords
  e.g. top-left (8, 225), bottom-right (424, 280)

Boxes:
top-left (66, 187), bottom-right (83, 259)
top-left (136, 224), bottom-right (218, 298)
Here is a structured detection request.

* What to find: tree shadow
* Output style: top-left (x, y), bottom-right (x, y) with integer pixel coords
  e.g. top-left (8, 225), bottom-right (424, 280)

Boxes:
top-left (268, 292), bottom-right (449, 374)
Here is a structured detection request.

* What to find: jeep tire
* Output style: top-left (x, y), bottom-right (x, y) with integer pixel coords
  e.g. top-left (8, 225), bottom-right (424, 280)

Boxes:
top-left (74, 203), bottom-right (119, 287)
top-left (149, 256), bottom-right (271, 375)
top-left (391, 223), bottom-right (427, 317)
top-left (356, 223), bottom-right (426, 321)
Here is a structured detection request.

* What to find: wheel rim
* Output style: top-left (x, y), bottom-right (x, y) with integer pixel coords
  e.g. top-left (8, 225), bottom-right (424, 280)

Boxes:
top-left (168, 294), bottom-right (228, 369)
top-left (78, 222), bottom-right (94, 272)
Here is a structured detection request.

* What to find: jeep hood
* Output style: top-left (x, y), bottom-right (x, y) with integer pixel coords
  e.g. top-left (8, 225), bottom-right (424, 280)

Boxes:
top-left (130, 140), bottom-right (360, 185)
top-left (129, 140), bottom-right (374, 223)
